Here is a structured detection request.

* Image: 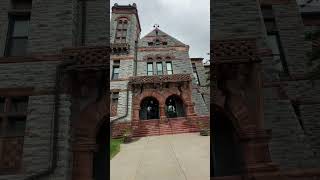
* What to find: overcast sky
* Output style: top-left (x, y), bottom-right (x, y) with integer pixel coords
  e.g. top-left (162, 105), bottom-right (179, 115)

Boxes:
top-left (110, 0), bottom-right (210, 62)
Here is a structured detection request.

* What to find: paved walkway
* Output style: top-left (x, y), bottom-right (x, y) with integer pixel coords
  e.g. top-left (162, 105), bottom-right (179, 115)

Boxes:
top-left (110, 133), bottom-right (210, 180)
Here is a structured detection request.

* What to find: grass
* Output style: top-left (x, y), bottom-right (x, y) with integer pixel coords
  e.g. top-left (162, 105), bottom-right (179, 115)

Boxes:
top-left (110, 138), bottom-right (123, 159)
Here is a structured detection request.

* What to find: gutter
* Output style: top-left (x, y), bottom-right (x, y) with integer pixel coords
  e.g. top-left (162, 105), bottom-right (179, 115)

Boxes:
top-left (25, 59), bottom-right (76, 180)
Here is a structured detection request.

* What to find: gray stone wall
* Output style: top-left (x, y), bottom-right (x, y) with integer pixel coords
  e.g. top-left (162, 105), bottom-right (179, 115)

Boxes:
top-left (84, 0), bottom-right (108, 46)
top-left (213, 0), bottom-right (319, 169)
top-left (0, 61), bottom-right (72, 180)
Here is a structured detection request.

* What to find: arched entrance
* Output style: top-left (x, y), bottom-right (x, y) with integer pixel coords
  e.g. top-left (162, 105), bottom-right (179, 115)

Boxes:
top-left (139, 97), bottom-right (160, 120)
top-left (165, 95), bottom-right (185, 118)
top-left (212, 110), bottom-right (244, 177)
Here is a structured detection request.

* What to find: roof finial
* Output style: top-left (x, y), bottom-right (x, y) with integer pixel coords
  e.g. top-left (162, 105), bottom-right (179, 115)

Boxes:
top-left (153, 24), bottom-right (160, 29)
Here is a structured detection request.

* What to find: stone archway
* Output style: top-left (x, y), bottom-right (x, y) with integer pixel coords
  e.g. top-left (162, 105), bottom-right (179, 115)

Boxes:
top-left (72, 96), bottom-right (107, 180)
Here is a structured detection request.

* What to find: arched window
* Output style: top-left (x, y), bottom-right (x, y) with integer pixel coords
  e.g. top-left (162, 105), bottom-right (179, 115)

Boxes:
top-left (155, 39), bottom-right (160, 45)
top-left (140, 97), bottom-right (159, 120)
top-left (165, 95), bottom-right (185, 118)
top-left (115, 18), bottom-right (128, 43)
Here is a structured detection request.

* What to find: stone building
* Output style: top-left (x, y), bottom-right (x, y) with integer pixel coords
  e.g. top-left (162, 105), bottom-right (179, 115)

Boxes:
top-left (213, 0), bottom-right (320, 179)
top-left (110, 3), bottom-right (209, 137)
top-left (0, 1), bottom-right (208, 180)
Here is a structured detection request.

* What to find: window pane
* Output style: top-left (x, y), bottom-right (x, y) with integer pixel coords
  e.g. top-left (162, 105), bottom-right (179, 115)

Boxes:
top-left (10, 96), bottom-right (28, 113)
top-left (9, 38), bottom-right (28, 56)
top-left (167, 70), bottom-right (173, 75)
top-left (113, 67), bottom-right (119, 73)
top-left (266, 35), bottom-right (280, 54)
top-left (157, 62), bottom-right (163, 75)
top-left (13, 19), bottom-right (30, 37)
top-left (147, 63), bottom-right (153, 74)
top-left (166, 62), bottom-right (173, 73)
top-left (7, 117), bottom-right (26, 136)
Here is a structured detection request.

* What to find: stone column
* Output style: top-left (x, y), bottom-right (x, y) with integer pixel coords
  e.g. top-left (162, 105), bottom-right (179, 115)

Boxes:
top-left (159, 105), bottom-right (166, 123)
top-left (72, 142), bottom-right (96, 180)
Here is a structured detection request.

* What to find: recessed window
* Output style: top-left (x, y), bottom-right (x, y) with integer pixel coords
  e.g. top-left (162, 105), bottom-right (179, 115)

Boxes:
top-left (192, 63), bottom-right (200, 85)
top-left (162, 42), bottom-right (167, 45)
top-left (0, 96), bottom-right (28, 174)
top-left (147, 62), bottom-right (153, 76)
top-left (5, 15), bottom-right (30, 56)
top-left (112, 61), bottom-right (120, 80)
top-left (148, 42), bottom-right (153, 46)
top-left (115, 18), bottom-right (129, 43)
top-left (156, 62), bottom-right (163, 75)
top-left (166, 62), bottom-right (173, 75)
top-left (111, 92), bottom-right (119, 117)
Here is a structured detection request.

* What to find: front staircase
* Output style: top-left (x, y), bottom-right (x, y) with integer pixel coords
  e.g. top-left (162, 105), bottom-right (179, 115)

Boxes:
top-left (132, 117), bottom-right (202, 137)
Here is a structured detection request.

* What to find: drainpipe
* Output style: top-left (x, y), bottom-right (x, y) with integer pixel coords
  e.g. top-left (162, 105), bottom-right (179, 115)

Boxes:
top-left (134, 40), bottom-right (138, 76)
top-left (25, 59), bottom-right (76, 180)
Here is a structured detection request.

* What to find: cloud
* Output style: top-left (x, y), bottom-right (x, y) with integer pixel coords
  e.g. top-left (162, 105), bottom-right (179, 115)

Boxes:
top-left (111, 0), bottom-right (210, 60)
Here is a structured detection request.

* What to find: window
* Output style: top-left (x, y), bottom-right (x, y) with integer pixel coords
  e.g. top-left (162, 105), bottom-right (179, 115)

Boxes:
top-left (156, 62), bottom-right (163, 75)
top-left (115, 18), bottom-right (128, 43)
top-left (112, 61), bottom-right (120, 80)
top-left (148, 42), bottom-right (153, 46)
top-left (5, 15), bottom-right (30, 56)
top-left (162, 42), bottom-right (167, 45)
top-left (147, 62), bottom-right (153, 76)
top-left (262, 6), bottom-right (289, 76)
top-left (111, 92), bottom-right (119, 117)
top-left (0, 96), bottom-right (28, 174)
top-left (192, 63), bottom-right (200, 85)
top-left (166, 62), bottom-right (173, 75)
top-left (155, 39), bottom-right (160, 46)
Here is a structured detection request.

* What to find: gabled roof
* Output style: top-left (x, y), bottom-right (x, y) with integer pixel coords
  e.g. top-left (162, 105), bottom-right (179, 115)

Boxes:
top-left (139, 28), bottom-right (187, 47)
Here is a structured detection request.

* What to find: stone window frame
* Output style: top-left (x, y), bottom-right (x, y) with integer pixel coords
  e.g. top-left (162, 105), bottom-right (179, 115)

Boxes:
top-left (111, 92), bottom-right (119, 117)
top-left (156, 62), bottom-right (163, 75)
top-left (147, 62), bottom-right (153, 76)
top-left (112, 60), bottom-right (120, 80)
top-left (166, 61), bottom-right (173, 75)
top-left (5, 12), bottom-right (31, 57)
top-left (261, 5), bottom-right (289, 76)
top-left (115, 17), bottom-right (129, 44)
top-left (192, 63), bottom-right (200, 85)
top-left (0, 95), bottom-right (28, 175)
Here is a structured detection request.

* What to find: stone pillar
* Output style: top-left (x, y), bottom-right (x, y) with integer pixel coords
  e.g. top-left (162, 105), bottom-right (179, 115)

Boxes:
top-left (159, 105), bottom-right (166, 122)
top-left (131, 105), bottom-right (140, 130)
top-left (72, 142), bottom-right (96, 180)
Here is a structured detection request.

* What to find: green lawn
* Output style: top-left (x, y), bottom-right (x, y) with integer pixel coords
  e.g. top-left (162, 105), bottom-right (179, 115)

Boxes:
top-left (110, 138), bottom-right (123, 159)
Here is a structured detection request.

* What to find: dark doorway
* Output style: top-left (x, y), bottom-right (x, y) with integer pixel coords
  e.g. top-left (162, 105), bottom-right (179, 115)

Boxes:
top-left (213, 111), bottom-right (244, 176)
top-left (140, 97), bottom-right (159, 120)
top-left (93, 121), bottom-right (108, 180)
top-left (165, 95), bottom-right (185, 118)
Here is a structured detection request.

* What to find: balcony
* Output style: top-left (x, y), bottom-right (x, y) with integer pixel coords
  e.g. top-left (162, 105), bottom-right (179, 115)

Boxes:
top-left (129, 74), bottom-right (192, 85)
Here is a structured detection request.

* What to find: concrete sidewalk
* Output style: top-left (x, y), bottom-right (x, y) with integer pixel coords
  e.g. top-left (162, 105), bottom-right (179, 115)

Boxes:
top-left (110, 133), bottom-right (210, 180)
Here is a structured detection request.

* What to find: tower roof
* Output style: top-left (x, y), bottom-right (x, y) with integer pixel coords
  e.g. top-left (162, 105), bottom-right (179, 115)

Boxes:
top-left (139, 28), bottom-right (187, 47)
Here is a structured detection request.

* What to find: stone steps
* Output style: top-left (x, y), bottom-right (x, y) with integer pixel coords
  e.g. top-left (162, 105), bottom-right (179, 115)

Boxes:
top-left (133, 119), bottom-right (200, 137)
